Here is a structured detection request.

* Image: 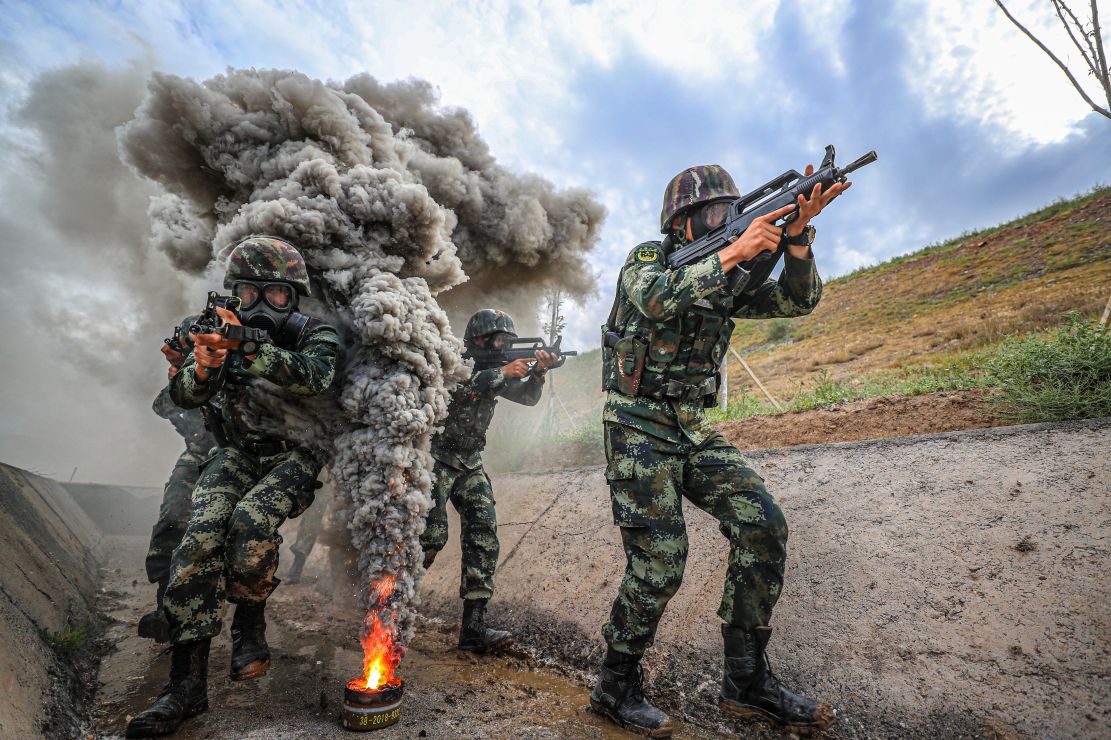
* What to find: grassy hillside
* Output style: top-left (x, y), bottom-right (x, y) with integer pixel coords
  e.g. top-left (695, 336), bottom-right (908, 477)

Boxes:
top-left (728, 186), bottom-right (1110, 403)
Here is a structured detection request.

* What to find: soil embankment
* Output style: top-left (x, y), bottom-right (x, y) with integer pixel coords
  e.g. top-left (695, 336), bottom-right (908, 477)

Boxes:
top-left (422, 418), bottom-right (1111, 738)
top-left (0, 463), bottom-right (103, 737)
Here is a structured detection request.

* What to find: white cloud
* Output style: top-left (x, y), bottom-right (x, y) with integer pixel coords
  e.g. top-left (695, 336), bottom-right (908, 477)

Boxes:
top-left (904, 0), bottom-right (1097, 145)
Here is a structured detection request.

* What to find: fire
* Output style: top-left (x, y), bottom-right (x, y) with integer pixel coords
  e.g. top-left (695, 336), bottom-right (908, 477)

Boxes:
top-left (349, 574), bottom-right (402, 692)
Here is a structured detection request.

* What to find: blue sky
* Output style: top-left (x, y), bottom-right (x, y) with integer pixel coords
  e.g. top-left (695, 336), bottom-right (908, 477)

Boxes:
top-left (0, 0), bottom-right (1107, 484)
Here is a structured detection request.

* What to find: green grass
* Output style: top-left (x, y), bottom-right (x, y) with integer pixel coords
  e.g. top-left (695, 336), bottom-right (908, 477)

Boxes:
top-left (40, 625), bottom-right (90, 659)
top-left (982, 314), bottom-right (1111, 423)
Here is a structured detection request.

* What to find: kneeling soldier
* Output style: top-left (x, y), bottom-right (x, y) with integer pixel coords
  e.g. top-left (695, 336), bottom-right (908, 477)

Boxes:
top-left (127, 236), bottom-right (340, 737)
top-left (591, 164), bottom-right (848, 736)
top-left (420, 309), bottom-right (556, 652)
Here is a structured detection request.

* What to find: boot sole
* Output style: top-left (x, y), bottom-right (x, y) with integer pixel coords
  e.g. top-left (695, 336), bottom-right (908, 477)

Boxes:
top-left (230, 658), bottom-right (271, 681)
top-left (717, 697), bottom-right (836, 734)
top-left (458, 635), bottom-right (514, 654)
top-left (589, 698), bottom-right (674, 738)
top-left (124, 699), bottom-right (209, 737)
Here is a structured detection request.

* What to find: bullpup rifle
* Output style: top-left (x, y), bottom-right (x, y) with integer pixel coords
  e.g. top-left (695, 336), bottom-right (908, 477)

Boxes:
top-left (464, 335), bottom-right (578, 372)
top-left (667, 145), bottom-right (877, 295)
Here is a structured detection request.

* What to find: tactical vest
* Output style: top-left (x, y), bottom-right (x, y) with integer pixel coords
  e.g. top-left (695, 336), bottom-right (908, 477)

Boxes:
top-left (431, 377), bottom-right (499, 457)
top-left (601, 240), bottom-right (735, 407)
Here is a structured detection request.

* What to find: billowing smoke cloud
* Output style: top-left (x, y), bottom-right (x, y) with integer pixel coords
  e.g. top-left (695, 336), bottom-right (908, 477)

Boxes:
top-left (115, 67), bottom-right (604, 647)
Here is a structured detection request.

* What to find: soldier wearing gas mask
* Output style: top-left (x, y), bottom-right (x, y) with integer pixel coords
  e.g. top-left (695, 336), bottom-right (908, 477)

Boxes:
top-left (127, 236), bottom-right (340, 738)
top-left (420, 309), bottom-right (557, 653)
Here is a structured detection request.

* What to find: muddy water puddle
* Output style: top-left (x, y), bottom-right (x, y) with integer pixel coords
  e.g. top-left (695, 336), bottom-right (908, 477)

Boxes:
top-left (90, 536), bottom-right (714, 738)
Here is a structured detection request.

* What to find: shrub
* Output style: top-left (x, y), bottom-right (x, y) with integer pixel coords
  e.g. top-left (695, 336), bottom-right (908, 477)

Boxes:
top-left (983, 314), bottom-right (1111, 422)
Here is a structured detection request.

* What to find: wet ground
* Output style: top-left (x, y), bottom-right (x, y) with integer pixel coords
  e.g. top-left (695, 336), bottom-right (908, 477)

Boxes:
top-left (89, 536), bottom-right (716, 739)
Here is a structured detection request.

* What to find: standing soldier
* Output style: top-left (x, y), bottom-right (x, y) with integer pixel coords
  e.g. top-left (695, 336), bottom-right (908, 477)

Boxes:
top-left (420, 309), bottom-right (557, 652)
top-left (138, 319), bottom-right (216, 642)
top-left (590, 164), bottom-right (849, 736)
top-left (127, 236), bottom-right (340, 738)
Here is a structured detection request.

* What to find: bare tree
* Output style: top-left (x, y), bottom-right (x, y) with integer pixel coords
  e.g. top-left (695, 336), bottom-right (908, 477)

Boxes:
top-left (994, 0), bottom-right (1110, 120)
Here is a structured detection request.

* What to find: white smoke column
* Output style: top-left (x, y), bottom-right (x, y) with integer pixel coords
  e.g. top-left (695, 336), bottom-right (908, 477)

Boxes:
top-left (117, 68), bottom-right (603, 649)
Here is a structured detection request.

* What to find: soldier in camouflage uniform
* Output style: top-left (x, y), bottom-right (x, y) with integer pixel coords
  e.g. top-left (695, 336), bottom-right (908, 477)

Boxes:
top-left (127, 237), bottom-right (339, 738)
top-left (590, 164), bottom-right (850, 736)
top-left (137, 318), bottom-right (217, 643)
top-left (420, 309), bottom-right (557, 652)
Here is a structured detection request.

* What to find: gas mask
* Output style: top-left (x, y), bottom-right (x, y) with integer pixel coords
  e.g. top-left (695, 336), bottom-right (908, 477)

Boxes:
top-left (687, 199), bottom-right (731, 240)
top-left (467, 331), bottom-right (515, 369)
top-left (232, 280), bottom-right (297, 335)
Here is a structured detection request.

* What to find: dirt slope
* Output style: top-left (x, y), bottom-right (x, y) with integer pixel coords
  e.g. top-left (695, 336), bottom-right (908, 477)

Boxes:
top-left (422, 418), bottom-right (1111, 738)
top-left (0, 462), bottom-right (102, 738)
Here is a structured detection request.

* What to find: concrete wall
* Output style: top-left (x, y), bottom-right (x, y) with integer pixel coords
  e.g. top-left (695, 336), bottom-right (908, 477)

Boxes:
top-left (0, 462), bottom-right (101, 738)
top-left (419, 419), bottom-right (1111, 738)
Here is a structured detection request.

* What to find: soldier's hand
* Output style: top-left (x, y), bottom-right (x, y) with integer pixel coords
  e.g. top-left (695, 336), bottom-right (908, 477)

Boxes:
top-left (162, 344), bottom-right (185, 366)
top-left (194, 307), bottom-right (243, 351)
top-left (502, 358), bottom-right (532, 379)
top-left (532, 350), bottom-right (557, 375)
top-left (785, 163), bottom-right (851, 238)
top-left (192, 342), bottom-right (227, 381)
top-left (719, 204), bottom-right (794, 272)
top-left (167, 364), bottom-right (180, 381)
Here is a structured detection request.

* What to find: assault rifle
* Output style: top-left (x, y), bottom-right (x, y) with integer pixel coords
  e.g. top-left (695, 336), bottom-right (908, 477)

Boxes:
top-left (667, 145), bottom-right (877, 294)
top-left (163, 324), bottom-right (189, 355)
top-left (188, 291), bottom-right (270, 356)
top-left (464, 335), bottom-right (578, 372)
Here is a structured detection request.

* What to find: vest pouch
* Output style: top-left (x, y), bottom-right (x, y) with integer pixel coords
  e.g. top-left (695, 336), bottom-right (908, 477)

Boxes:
top-left (612, 335), bottom-right (648, 396)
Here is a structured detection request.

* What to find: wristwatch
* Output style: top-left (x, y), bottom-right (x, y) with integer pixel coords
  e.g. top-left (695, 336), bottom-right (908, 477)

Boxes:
top-left (786, 225), bottom-right (816, 247)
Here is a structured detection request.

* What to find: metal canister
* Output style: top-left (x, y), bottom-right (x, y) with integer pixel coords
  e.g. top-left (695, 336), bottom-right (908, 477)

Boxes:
top-left (342, 679), bottom-right (404, 732)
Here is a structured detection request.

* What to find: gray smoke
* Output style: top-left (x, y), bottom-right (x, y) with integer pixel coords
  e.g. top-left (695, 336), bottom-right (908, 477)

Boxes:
top-left (116, 67), bottom-right (603, 649)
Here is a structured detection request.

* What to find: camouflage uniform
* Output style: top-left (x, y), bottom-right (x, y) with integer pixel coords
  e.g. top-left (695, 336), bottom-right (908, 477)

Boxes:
top-left (146, 387), bottom-right (216, 585)
top-left (600, 239), bottom-right (821, 658)
top-left (420, 365), bottom-right (544, 599)
top-left (165, 324), bottom-right (339, 643)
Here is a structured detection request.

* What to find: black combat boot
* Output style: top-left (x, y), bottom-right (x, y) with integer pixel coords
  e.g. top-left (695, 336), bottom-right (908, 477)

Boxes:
top-left (137, 578), bottom-right (170, 643)
top-left (718, 625), bottom-right (835, 734)
top-left (230, 602), bottom-right (271, 680)
top-left (125, 638), bottom-right (210, 737)
top-left (457, 598), bottom-right (512, 653)
top-left (589, 648), bottom-right (673, 737)
top-left (285, 552), bottom-right (308, 584)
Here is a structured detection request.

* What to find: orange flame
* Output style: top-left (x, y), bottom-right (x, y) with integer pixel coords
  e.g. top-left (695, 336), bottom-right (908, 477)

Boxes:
top-left (349, 574), bottom-right (402, 692)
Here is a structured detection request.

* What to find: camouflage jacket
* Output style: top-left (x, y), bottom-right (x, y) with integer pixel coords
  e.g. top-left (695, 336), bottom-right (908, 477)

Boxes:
top-left (170, 324), bottom-right (340, 448)
top-left (153, 385), bottom-right (216, 456)
top-left (431, 366), bottom-right (545, 470)
top-left (602, 242), bottom-right (821, 445)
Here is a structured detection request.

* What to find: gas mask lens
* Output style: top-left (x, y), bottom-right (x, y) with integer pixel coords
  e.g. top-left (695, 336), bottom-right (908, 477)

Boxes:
top-left (234, 282), bottom-right (261, 309)
top-left (263, 284), bottom-right (293, 311)
top-left (489, 332), bottom-right (513, 350)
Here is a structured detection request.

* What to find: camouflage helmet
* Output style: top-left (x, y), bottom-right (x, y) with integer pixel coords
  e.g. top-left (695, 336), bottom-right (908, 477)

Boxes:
top-left (464, 309), bottom-right (516, 341)
top-left (223, 236), bottom-right (311, 296)
top-left (659, 164), bottom-right (739, 233)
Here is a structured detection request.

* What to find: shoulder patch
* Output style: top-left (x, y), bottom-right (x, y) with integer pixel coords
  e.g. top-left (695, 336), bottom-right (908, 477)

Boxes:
top-left (635, 244), bottom-right (659, 263)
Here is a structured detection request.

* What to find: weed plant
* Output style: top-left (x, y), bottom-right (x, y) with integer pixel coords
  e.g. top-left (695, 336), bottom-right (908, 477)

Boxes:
top-left (983, 314), bottom-right (1111, 422)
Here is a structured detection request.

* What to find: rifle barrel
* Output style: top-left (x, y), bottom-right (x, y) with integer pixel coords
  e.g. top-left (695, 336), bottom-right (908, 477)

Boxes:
top-left (840, 150), bottom-right (877, 176)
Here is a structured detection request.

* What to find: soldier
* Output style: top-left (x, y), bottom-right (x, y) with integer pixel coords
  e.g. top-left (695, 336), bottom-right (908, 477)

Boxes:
top-left (420, 309), bottom-right (557, 652)
top-left (137, 319), bottom-right (217, 642)
top-left (127, 236), bottom-right (340, 738)
top-left (590, 164), bottom-right (849, 736)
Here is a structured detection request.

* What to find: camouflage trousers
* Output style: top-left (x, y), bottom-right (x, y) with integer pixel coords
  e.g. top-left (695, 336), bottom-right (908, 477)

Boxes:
top-left (602, 422), bottom-right (788, 657)
top-left (164, 446), bottom-right (320, 644)
top-left (144, 449), bottom-right (204, 584)
top-left (419, 458), bottom-right (499, 600)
